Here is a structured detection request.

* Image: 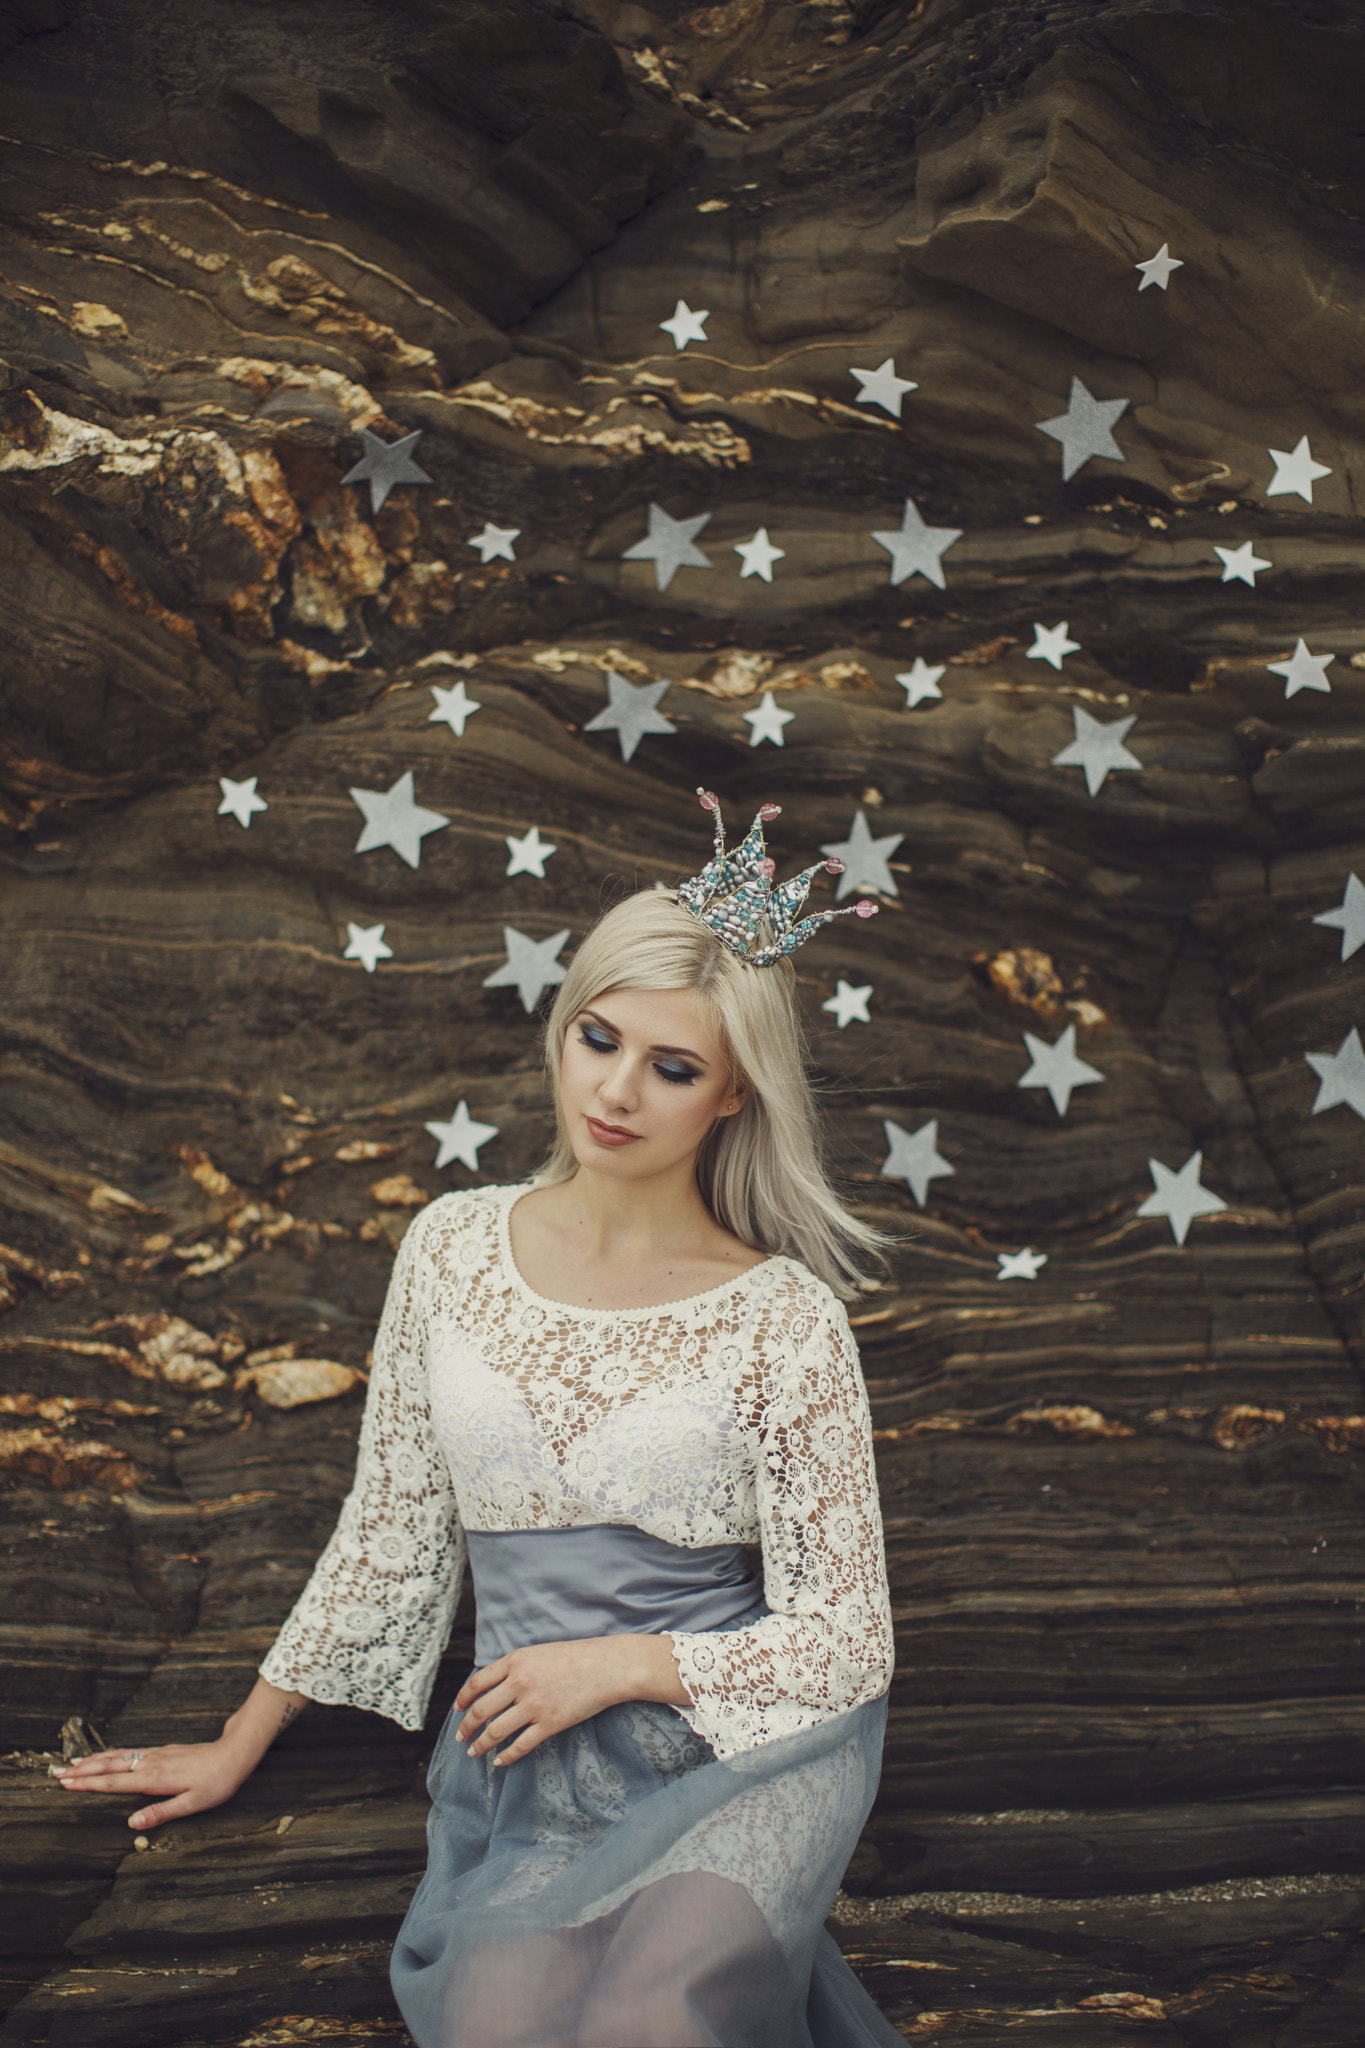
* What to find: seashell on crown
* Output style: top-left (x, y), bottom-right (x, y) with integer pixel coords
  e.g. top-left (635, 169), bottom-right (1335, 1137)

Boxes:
top-left (674, 787), bottom-right (878, 967)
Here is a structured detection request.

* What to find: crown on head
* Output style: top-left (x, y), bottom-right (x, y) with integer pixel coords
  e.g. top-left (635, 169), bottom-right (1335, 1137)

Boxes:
top-left (676, 787), bottom-right (878, 967)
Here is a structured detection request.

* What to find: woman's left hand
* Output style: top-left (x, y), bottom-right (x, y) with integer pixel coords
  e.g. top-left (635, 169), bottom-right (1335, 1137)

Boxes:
top-left (455, 1634), bottom-right (685, 1766)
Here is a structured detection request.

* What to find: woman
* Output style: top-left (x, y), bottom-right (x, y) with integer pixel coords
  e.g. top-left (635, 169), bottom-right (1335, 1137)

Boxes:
top-left (56, 790), bottom-right (903, 2048)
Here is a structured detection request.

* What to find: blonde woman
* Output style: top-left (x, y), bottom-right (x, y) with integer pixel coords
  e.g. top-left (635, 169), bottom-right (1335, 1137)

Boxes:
top-left (56, 792), bottom-right (902, 2048)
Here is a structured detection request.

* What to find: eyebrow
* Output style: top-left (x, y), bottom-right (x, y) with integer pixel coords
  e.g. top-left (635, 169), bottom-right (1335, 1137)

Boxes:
top-left (578, 1009), bottom-right (711, 1066)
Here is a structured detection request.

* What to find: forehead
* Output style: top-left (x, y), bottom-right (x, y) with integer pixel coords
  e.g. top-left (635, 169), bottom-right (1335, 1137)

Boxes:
top-left (582, 985), bottom-right (721, 1055)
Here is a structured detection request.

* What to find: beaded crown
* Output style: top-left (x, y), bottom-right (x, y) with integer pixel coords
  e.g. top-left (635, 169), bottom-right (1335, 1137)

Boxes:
top-left (675, 787), bottom-right (878, 967)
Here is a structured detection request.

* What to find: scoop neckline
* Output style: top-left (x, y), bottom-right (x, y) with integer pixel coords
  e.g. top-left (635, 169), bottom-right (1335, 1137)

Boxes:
top-left (496, 1181), bottom-right (780, 1320)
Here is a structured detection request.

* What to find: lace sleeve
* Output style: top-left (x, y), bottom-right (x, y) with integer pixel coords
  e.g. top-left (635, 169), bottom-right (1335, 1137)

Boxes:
top-left (258, 1202), bottom-right (466, 1731)
top-left (665, 1297), bottom-right (895, 1760)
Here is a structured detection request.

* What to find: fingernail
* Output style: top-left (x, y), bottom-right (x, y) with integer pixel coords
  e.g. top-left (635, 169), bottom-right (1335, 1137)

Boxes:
top-left (467, 1745), bottom-right (477, 1758)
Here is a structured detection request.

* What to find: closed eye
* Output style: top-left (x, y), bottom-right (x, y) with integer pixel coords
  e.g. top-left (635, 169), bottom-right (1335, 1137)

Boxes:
top-left (576, 1027), bottom-right (698, 1086)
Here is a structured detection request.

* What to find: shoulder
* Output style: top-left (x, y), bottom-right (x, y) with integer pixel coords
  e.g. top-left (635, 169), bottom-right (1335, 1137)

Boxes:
top-left (398, 1179), bottom-right (524, 1271)
top-left (746, 1255), bottom-right (857, 1353)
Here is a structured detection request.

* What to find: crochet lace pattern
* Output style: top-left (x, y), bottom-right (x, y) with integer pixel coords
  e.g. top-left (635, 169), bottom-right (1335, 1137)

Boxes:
top-left (259, 1183), bottom-right (895, 1760)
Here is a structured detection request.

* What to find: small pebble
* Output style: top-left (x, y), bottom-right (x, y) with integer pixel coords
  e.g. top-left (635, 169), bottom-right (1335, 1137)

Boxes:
top-left (276, 1814), bottom-right (295, 1836)
top-left (133, 1835), bottom-right (149, 1851)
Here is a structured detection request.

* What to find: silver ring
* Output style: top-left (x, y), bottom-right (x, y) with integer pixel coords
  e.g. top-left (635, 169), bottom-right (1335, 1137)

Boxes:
top-left (125, 1751), bottom-right (146, 1772)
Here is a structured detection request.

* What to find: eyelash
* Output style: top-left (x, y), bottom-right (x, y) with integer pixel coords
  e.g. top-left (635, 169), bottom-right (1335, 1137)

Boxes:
top-left (577, 1026), bottom-right (698, 1086)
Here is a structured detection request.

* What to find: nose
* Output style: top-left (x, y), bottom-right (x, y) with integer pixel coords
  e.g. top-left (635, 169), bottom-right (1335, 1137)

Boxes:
top-left (597, 1050), bottom-right (639, 1115)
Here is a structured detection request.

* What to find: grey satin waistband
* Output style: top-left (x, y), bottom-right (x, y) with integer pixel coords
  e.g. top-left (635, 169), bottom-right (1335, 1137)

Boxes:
top-left (465, 1523), bottom-right (766, 1665)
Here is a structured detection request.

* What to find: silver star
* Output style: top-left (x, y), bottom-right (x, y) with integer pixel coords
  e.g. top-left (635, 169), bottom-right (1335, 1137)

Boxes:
top-left (1266, 639), bottom-right (1333, 699)
top-left (820, 810), bottom-right (904, 899)
top-left (622, 502), bottom-right (714, 591)
top-left (1028, 621), bottom-right (1080, 671)
top-left (997, 1246), bottom-right (1047, 1280)
top-left (1051, 707), bottom-right (1142, 796)
top-left (1018, 1025), bottom-right (1105, 1116)
top-left (1313, 874), bottom-right (1365, 961)
top-left (742, 690), bottom-right (795, 749)
top-left (897, 658), bottom-right (944, 707)
top-left (660, 299), bottom-right (708, 349)
top-left (350, 770), bottom-right (450, 870)
top-left (344, 922), bottom-right (392, 973)
top-left (469, 522), bottom-right (519, 563)
top-left (218, 776), bottom-right (267, 828)
top-left (1305, 1028), bottom-right (1365, 1119)
top-left (881, 1118), bottom-right (955, 1206)
top-left (505, 825), bottom-right (555, 878)
top-left (582, 670), bottom-right (676, 763)
top-left (428, 682), bottom-right (481, 737)
top-left (482, 926), bottom-right (571, 1013)
top-left (1214, 541), bottom-right (1271, 586)
top-left (1137, 1151), bottom-right (1227, 1245)
top-left (341, 428), bottom-right (433, 515)
top-left (1135, 243), bottom-right (1183, 291)
top-left (1266, 435), bottom-right (1331, 504)
top-left (734, 527), bottom-right (785, 581)
top-left (871, 498), bottom-right (962, 588)
top-left (851, 358), bottom-right (918, 419)
top-left (425, 1101), bottom-right (499, 1172)
top-left (1036, 377), bottom-right (1129, 480)
top-left (822, 980), bottom-right (872, 1028)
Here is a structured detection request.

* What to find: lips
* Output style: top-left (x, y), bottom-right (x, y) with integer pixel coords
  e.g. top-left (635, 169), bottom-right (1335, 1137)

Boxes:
top-left (585, 1115), bottom-right (640, 1145)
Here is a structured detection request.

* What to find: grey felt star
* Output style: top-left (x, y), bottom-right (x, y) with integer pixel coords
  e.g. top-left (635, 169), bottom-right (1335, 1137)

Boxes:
top-left (582, 670), bottom-right (677, 763)
top-left (820, 810), bottom-right (904, 899)
top-left (504, 825), bottom-right (555, 878)
top-left (1267, 436), bottom-right (1331, 504)
top-left (1313, 874), bottom-right (1365, 961)
top-left (742, 690), bottom-right (795, 748)
top-left (871, 498), bottom-right (962, 588)
top-left (1137, 1151), bottom-right (1227, 1245)
top-left (428, 682), bottom-right (481, 736)
top-left (881, 1118), bottom-right (955, 1206)
top-left (1028, 621), bottom-right (1080, 671)
top-left (851, 358), bottom-right (918, 419)
top-left (425, 1101), bottom-right (498, 1171)
top-left (1051, 707), bottom-right (1142, 796)
top-left (1135, 244), bottom-right (1182, 291)
top-left (469, 522), bottom-right (519, 563)
top-left (897, 659), bottom-right (945, 707)
top-left (1266, 640), bottom-right (1333, 699)
top-left (734, 528), bottom-right (785, 581)
top-left (822, 980), bottom-right (872, 1028)
top-left (1036, 377), bottom-right (1129, 480)
top-left (482, 926), bottom-right (571, 1013)
top-left (660, 300), bottom-right (709, 350)
top-left (350, 771), bottom-right (450, 869)
top-left (344, 922), bottom-right (392, 973)
top-left (997, 1246), bottom-right (1047, 1280)
top-left (341, 428), bottom-right (433, 515)
top-left (1214, 542), bottom-right (1271, 586)
top-left (622, 503), bottom-right (714, 591)
top-left (1305, 1027), bottom-right (1365, 1119)
top-left (1018, 1025), bottom-right (1105, 1115)
top-left (218, 776), bottom-right (267, 828)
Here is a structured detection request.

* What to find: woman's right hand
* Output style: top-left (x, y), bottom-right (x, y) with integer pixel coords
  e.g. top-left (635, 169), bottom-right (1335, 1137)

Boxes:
top-left (52, 1736), bottom-right (256, 1830)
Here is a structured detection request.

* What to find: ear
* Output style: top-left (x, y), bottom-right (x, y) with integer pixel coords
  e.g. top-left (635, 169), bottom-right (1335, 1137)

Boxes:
top-left (721, 1080), bottom-right (751, 1116)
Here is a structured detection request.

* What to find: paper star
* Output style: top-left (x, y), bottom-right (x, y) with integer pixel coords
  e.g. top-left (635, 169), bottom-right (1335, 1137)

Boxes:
top-left (997, 1247), bottom-right (1047, 1280)
top-left (1305, 1028), bottom-right (1365, 1119)
top-left (1266, 640), bottom-right (1333, 699)
top-left (469, 522), bottom-right (519, 563)
top-left (881, 1118), bottom-right (955, 1206)
top-left (482, 926), bottom-right (571, 1014)
top-left (582, 670), bottom-right (676, 763)
top-left (660, 299), bottom-right (709, 350)
top-left (622, 503), bottom-right (714, 591)
top-left (1018, 1025), bottom-right (1105, 1116)
top-left (504, 825), bottom-right (556, 878)
top-left (822, 980), bottom-right (872, 1028)
top-left (871, 497), bottom-right (962, 588)
top-left (1051, 707), bottom-right (1142, 796)
top-left (1027, 621), bottom-right (1081, 671)
top-left (425, 1101), bottom-right (498, 1172)
top-left (734, 527), bottom-right (785, 580)
top-left (341, 428), bottom-right (433, 515)
top-left (850, 358), bottom-right (918, 419)
top-left (1214, 541), bottom-right (1271, 586)
top-left (821, 810), bottom-right (904, 899)
top-left (1036, 377), bottom-right (1129, 480)
top-left (897, 659), bottom-right (945, 707)
top-left (344, 922), bottom-right (392, 973)
top-left (1313, 874), bottom-right (1365, 961)
top-left (1137, 1151), bottom-right (1227, 1245)
top-left (1135, 243), bottom-right (1183, 291)
top-left (428, 682), bottom-right (481, 737)
top-left (743, 690), bottom-right (795, 748)
top-left (349, 771), bottom-right (450, 870)
top-left (218, 776), bottom-right (267, 828)
top-left (1266, 435), bottom-right (1331, 504)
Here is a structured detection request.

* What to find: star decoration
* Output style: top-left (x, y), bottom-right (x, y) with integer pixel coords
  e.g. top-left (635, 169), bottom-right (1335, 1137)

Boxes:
top-left (1305, 1028), bottom-right (1365, 1120)
top-left (1266, 640), bottom-right (1333, 699)
top-left (1214, 541), bottom-right (1271, 586)
top-left (1028, 621), bottom-right (1081, 671)
top-left (1137, 1151), bottom-right (1227, 1245)
top-left (469, 522), bottom-right (519, 563)
top-left (582, 670), bottom-right (677, 763)
top-left (428, 681), bottom-right (481, 737)
top-left (1036, 377), bottom-right (1129, 480)
top-left (997, 1246), bottom-right (1047, 1280)
top-left (504, 825), bottom-right (556, 878)
top-left (622, 503), bottom-right (714, 591)
top-left (425, 1101), bottom-right (499, 1172)
top-left (881, 1118), bottom-right (955, 1207)
top-left (897, 659), bottom-right (945, 707)
top-left (734, 527), bottom-right (785, 581)
top-left (742, 690), bottom-right (795, 748)
top-left (1313, 874), bottom-right (1365, 961)
top-left (341, 428), bottom-right (433, 515)
top-left (1018, 1025), bottom-right (1105, 1116)
top-left (820, 810), bottom-right (904, 899)
top-left (344, 922), bottom-right (392, 973)
top-left (350, 771), bottom-right (450, 870)
top-left (822, 980), bottom-right (872, 1028)
top-left (871, 497), bottom-right (962, 588)
top-left (1266, 435), bottom-right (1331, 504)
top-left (1135, 243), bottom-right (1183, 291)
top-left (1051, 707), bottom-right (1142, 796)
top-left (218, 776), bottom-right (267, 829)
top-left (851, 358), bottom-right (918, 419)
top-left (660, 299), bottom-right (709, 349)
top-left (482, 926), bottom-right (571, 1013)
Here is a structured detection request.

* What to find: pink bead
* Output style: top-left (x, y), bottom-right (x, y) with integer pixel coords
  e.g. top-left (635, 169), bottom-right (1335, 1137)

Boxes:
top-left (697, 788), bottom-right (719, 811)
top-left (825, 858), bottom-right (844, 875)
top-left (759, 857), bottom-right (776, 876)
top-left (758, 803), bottom-right (781, 822)
top-left (855, 900), bottom-right (878, 919)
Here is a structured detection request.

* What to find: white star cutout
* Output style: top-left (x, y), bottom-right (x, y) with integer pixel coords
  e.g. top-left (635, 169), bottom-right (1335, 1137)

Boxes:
top-left (349, 771), bottom-right (450, 870)
top-left (344, 922), bottom-right (392, 973)
top-left (659, 299), bottom-right (709, 349)
top-left (218, 776), bottom-right (267, 828)
top-left (504, 825), bottom-right (556, 878)
top-left (820, 810), bottom-right (904, 898)
top-left (425, 1101), bottom-right (499, 1172)
top-left (871, 497), bottom-right (962, 588)
top-left (1137, 1151), bottom-right (1227, 1245)
top-left (1266, 436), bottom-right (1331, 504)
top-left (582, 670), bottom-right (676, 763)
top-left (1018, 1025), bottom-right (1105, 1116)
top-left (428, 682), bottom-right (481, 737)
top-left (897, 659), bottom-right (945, 707)
top-left (1135, 243), bottom-right (1183, 291)
top-left (341, 428), bottom-right (433, 515)
top-left (1036, 377), bottom-right (1129, 480)
top-left (1305, 1028), bottom-right (1365, 1119)
top-left (1028, 621), bottom-right (1081, 671)
top-left (881, 1118), bottom-right (955, 1206)
top-left (822, 980), bottom-right (872, 1028)
top-left (1051, 707), bottom-right (1142, 796)
top-left (742, 690), bottom-right (795, 748)
top-left (734, 527), bottom-right (785, 580)
top-left (622, 503), bottom-right (714, 592)
top-left (1214, 541), bottom-right (1271, 586)
top-left (997, 1246), bottom-right (1047, 1280)
top-left (1313, 874), bottom-right (1365, 961)
top-left (469, 522), bottom-right (519, 563)
top-left (482, 926), bottom-right (571, 1013)
top-left (1266, 640), bottom-right (1334, 699)
top-left (850, 358), bottom-right (918, 419)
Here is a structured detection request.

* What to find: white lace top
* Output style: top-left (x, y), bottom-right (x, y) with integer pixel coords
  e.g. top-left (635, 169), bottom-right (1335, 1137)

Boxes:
top-left (259, 1182), bottom-right (895, 1760)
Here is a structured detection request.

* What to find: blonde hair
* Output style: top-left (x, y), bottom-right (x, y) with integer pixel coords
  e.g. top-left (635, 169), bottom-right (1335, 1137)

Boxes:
top-left (537, 890), bottom-right (890, 1298)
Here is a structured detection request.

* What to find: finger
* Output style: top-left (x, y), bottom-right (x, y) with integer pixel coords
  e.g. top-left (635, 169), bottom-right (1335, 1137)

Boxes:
top-left (492, 1724), bottom-right (545, 1766)
top-left (470, 1701), bottom-right (533, 1757)
top-left (457, 1680), bottom-right (515, 1743)
top-left (57, 1770), bottom-right (170, 1795)
top-left (128, 1793), bottom-right (198, 1831)
top-left (456, 1661), bottom-right (506, 1710)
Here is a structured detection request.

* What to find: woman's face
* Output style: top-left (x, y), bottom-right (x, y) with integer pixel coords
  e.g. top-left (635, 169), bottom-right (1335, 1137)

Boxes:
top-left (558, 985), bottom-right (746, 1180)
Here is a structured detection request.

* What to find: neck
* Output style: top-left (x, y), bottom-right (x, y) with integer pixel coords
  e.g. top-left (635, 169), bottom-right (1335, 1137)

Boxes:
top-left (552, 1157), bottom-right (715, 1259)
